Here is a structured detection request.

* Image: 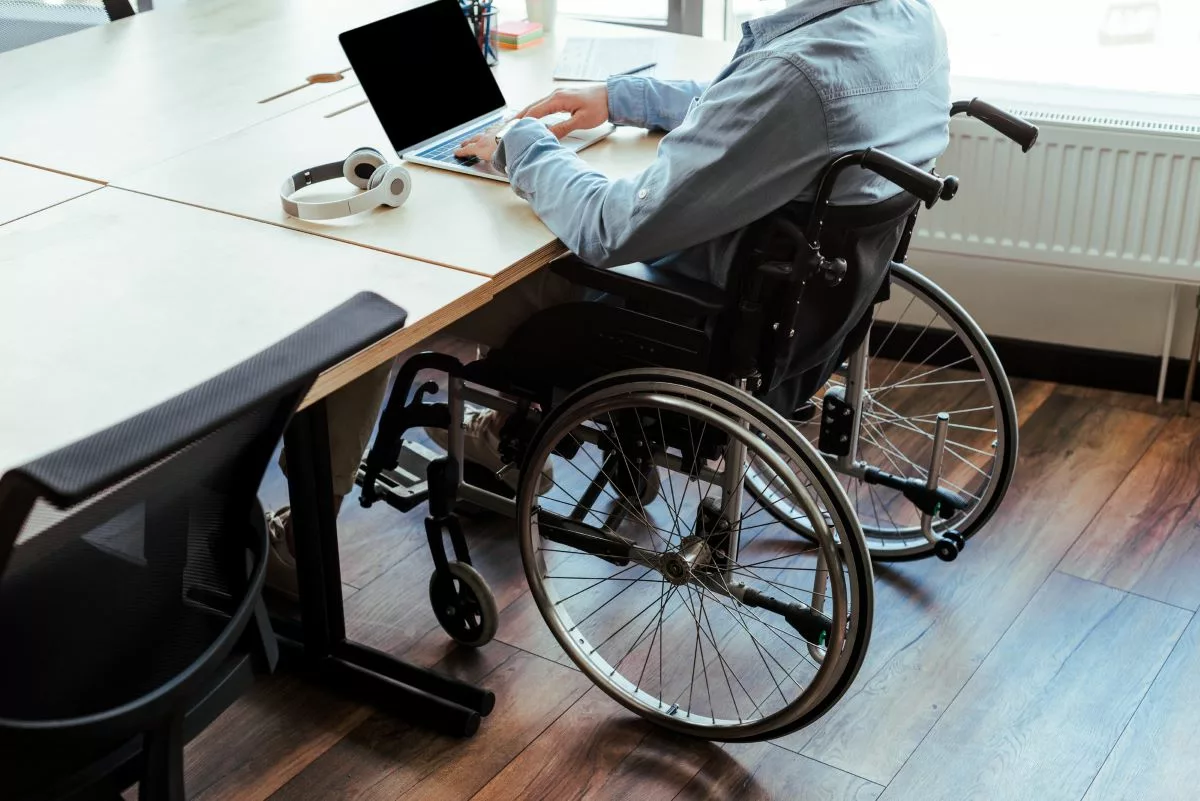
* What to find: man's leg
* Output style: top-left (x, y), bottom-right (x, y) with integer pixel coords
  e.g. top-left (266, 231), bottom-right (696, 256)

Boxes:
top-left (430, 267), bottom-right (588, 489)
top-left (324, 361), bottom-right (394, 499)
top-left (268, 361), bottom-right (394, 597)
top-left (446, 267), bottom-right (588, 351)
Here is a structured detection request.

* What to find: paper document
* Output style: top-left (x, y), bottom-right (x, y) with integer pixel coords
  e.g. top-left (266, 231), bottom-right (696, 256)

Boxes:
top-left (553, 37), bottom-right (662, 81)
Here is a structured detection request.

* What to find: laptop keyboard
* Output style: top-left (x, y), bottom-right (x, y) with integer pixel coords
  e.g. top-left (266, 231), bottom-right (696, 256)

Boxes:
top-left (415, 119), bottom-right (497, 166)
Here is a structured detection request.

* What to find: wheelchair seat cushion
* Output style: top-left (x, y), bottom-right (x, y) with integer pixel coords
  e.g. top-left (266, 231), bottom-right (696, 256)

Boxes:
top-left (551, 257), bottom-right (726, 318)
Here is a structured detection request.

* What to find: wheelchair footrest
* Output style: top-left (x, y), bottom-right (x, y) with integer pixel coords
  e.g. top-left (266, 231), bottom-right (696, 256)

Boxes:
top-left (355, 440), bottom-right (441, 514)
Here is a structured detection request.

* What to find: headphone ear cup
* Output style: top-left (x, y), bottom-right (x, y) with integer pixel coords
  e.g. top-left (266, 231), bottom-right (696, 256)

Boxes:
top-left (370, 165), bottom-right (412, 208)
top-left (366, 164), bottom-right (389, 190)
top-left (344, 147), bottom-right (386, 189)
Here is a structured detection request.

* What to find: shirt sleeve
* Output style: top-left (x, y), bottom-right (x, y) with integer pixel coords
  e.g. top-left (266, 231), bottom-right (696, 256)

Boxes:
top-left (494, 54), bottom-right (828, 271)
top-left (605, 76), bottom-right (710, 132)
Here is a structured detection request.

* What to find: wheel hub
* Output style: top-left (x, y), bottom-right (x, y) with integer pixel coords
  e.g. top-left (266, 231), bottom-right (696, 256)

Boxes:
top-left (659, 537), bottom-right (710, 586)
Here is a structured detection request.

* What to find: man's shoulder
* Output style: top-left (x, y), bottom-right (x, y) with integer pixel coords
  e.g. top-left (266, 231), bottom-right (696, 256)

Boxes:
top-left (754, 0), bottom-right (949, 102)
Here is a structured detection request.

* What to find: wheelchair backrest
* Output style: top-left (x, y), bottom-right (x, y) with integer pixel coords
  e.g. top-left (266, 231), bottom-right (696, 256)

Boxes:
top-left (714, 191), bottom-right (920, 416)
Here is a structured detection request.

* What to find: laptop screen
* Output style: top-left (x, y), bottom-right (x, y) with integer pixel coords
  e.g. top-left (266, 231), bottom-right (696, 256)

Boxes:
top-left (339, 0), bottom-right (507, 153)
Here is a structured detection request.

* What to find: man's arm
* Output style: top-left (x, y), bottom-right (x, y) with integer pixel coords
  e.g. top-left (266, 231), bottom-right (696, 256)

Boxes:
top-left (495, 55), bottom-right (825, 270)
top-left (606, 76), bottom-right (710, 132)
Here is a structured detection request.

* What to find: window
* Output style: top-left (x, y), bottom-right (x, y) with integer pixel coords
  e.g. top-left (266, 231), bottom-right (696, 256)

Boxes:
top-left (501, 0), bottom-right (1199, 98)
top-left (724, 0), bottom-right (785, 37)
top-left (493, 0), bottom-right (690, 34)
top-left (725, 1), bottom-right (1199, 98)
top-left (558, 0), bottom-right (670, 28)
top-left (936, 0), bottom-right (1199, 96)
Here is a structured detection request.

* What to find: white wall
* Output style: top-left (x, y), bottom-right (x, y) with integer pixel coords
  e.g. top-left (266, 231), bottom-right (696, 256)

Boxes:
top-left (906, 247), bottom-right (1197, 365)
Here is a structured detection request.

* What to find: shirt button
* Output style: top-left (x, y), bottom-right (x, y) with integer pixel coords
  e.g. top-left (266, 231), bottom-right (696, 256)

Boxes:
top-left (637, 189), bottom-right (648, 200)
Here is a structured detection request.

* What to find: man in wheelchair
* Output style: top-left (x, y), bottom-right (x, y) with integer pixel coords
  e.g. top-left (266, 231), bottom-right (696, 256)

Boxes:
top-left (327, 0), bottom-right (971, 738)
top-left (439, 0), bottom-right (951, 477)
top-left (325, 0), bottom-right (1037, 741)
top-left (267, 0), bottom-right (954, 599)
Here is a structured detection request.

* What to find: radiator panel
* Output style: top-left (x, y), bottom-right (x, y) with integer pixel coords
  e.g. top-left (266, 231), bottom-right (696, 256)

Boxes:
top-left (913, 116), bottom-right (1200, 283)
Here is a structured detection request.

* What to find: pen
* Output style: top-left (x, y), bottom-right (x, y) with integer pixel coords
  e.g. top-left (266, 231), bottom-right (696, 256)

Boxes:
top-left (615, 62), bottom-right (656, 76)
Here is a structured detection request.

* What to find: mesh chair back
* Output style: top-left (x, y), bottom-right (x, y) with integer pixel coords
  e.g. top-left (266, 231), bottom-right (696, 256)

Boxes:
top-left (0, 292), bottom-right (406, 797)
top-left (0, 1), bottom-right (130, 54)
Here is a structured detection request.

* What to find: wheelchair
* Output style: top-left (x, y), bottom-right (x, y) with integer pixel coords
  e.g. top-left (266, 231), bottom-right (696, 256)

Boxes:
top-left (356, 99), bottom-right (1038, 741)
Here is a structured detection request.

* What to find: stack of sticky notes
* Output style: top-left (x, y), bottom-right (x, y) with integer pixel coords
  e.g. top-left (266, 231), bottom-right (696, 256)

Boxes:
top-left (497, 20), bottom-right (544, 50)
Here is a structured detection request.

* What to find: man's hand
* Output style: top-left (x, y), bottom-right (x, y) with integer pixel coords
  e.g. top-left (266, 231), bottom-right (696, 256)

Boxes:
top-left (454, 128), bottom-right (501, 163)
top-left (517, 85), bottom-right (609, 139)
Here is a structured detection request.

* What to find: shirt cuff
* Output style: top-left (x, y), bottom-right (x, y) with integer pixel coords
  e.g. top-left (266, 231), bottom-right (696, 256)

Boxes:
top-left (494, 117), bottom-right (556, 175)
top-left (606, 76), bottom-right (647, 127)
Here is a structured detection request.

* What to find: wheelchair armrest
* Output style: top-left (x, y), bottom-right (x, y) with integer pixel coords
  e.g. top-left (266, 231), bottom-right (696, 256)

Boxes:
top-left (551, 256), bottom-right (726, 318)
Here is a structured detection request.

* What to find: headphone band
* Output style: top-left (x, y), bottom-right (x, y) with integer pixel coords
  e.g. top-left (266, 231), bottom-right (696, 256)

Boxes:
top-left (282, 160), bottom-right (345, 196)
top-left (279, 161), bottom-right (345, 219)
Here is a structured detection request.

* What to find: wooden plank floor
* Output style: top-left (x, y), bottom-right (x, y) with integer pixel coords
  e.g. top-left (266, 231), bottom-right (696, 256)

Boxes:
top-left (181, 374), bottom-right (1200, 801)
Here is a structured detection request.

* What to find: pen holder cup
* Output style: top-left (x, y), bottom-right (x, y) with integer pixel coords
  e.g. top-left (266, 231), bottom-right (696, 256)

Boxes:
top-left (465, 7), bottom-right (500, 66)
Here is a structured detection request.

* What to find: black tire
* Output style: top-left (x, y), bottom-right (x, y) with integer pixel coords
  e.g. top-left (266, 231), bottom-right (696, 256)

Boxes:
top-left (430, 562), bottom-right (499, 647)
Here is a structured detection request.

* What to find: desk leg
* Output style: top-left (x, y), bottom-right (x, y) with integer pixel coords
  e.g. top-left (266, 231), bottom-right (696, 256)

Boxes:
top-left (282, 404), bottom-right (339, 656)
top-left (281, 401), bottom-right (494, 737)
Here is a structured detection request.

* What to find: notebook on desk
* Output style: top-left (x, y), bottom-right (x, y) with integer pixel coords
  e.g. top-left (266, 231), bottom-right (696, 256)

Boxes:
top-left (553, 37), bottom-right (662, 81)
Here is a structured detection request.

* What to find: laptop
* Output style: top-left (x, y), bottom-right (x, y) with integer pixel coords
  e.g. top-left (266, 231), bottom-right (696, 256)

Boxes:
top-left (339, 0), bottom-right (615, 183)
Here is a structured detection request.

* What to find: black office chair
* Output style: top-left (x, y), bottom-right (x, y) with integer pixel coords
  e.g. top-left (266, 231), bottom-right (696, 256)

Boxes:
top-left (0, 0), bottom-right (136, 54)
top-left (0, 292), bottom-right (407, 801)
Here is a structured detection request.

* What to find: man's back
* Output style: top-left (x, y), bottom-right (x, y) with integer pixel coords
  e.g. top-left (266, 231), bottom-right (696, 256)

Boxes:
top-left (745, 0), bottom-right (951, 205)
top-left (492, 0), bottom-right (951, 285)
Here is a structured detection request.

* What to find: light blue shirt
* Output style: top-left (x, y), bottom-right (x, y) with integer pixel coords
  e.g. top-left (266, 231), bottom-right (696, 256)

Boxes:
top-left (495, 0), bottom-right (951, 288)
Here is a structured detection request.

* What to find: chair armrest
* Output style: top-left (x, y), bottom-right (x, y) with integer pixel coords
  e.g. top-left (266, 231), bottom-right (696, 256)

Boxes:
top-left (8, 292), bottom-right (406, 509)
top-left (550, 256), bottom-right (726, 318)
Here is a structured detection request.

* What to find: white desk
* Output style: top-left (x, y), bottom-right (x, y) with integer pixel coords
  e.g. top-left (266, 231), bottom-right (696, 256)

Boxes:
top-left (114, 19), bottom-right (735, 282)
top-left (0, 188), bottom-right (488, 474)
top-left (0, 0), bottom-right (431, 181)
top-left (0, 159), bottom-right (101, 226)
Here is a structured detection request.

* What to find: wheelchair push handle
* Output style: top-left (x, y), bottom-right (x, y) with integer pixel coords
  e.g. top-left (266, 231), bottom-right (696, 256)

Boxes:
top-left (952, 98), bottom-right (1039, 153)
top-left (859, 148), bottom-right (945, 210)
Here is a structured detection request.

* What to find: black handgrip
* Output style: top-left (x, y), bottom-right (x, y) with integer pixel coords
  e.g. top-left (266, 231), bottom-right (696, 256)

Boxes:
top-left (940, 174), bottom-right (960, 201)
top-left (860, 148), bottom-right (944, 209)
top-left (958, 98), bottom-right (1039, 152)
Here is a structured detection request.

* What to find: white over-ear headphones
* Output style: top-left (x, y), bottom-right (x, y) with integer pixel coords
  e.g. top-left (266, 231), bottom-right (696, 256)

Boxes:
top-left (279, 147), bottom-right (412, 220)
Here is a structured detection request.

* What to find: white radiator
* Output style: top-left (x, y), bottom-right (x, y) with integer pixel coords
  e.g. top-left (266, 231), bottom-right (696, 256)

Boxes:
top-left (913, 110), bottom-right (1200, 284)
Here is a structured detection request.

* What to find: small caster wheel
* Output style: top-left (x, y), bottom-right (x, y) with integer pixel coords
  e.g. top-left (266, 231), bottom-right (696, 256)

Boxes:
top-left (934, 531), bottom-right (965, 562)
top-left (430, 562), bottom-right (498, 647)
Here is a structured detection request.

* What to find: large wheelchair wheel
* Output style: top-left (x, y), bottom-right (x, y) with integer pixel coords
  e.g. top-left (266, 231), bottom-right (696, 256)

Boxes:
top-left (749, 262), bottom-right (1018, 560)
top-left (516, 369), bottom-right (873, 742)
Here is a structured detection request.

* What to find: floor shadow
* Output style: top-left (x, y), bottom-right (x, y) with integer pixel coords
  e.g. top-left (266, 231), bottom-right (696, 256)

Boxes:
top-left (871, 560), bottom-right (937, 611)
top-left (590, 718), bottom-right (769, 799)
